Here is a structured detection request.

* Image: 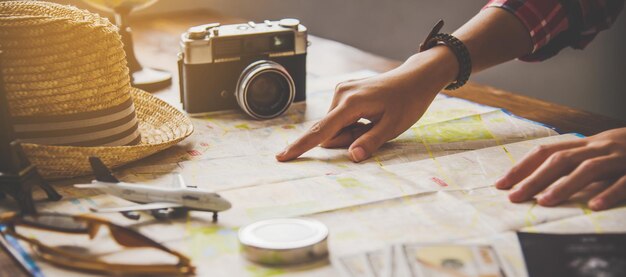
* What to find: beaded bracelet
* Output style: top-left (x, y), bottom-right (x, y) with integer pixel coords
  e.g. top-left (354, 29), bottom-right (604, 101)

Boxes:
top-left (419, 20), bottom-right (472, 90)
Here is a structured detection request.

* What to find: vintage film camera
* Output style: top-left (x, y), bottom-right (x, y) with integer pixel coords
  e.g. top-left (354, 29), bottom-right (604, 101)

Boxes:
top-left (178, 19), bottom-right (307, 119)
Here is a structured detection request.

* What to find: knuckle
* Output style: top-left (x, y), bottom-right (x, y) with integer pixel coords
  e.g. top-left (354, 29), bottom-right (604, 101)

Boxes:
top-left (342, 94), bottom-right (362, 106)
top-left (309, 121), bottom-right (322, 133)
top-left (531, 145), bottom-right (551, 157)
top-left (335, 81), bottom-right (352, 94)
top-left (579, 159), bottom-right (601, 172)
top-left (591, 140), bottom-right (622, 152)
top-left (603, 141), bottom-right (621, 151)
top-left (586, 144), bottom-right (605, 153)
top-left (601, 140), bottom-right (619, 149)
top-left (301, 123), bottom-right (325, 141)
top-left (547, 152), bottom-right (571, 167)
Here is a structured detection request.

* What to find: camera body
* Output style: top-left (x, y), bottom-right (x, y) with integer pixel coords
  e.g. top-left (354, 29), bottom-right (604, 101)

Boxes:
top-left (178, 19), bottom-right (307, 119)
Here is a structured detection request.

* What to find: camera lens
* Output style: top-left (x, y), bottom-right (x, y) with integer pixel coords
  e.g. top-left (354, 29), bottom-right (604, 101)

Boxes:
top-left (236, 60), bottom-right (295, 119)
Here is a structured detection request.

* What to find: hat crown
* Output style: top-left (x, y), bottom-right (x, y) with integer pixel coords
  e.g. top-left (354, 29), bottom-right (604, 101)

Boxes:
top-left (0, 1), bottom-right (141, 147)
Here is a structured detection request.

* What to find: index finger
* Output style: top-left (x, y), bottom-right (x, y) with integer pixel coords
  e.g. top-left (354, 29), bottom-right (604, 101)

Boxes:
top-left (276, 106), bottom-right (359, 162)
top-left (495, 139), bottom-right (587, 189)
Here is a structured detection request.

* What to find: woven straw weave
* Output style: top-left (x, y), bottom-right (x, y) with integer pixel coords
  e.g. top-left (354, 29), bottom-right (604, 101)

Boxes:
top-left (1, 1), bottom-right (193, 179)
top-left (22, 88), bottom-right (193, 179)
top-left (0, 1), bottom-right (129, 117)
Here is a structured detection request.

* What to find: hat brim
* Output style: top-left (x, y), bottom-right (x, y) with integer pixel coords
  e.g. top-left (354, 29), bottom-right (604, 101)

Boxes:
top-left (22, 87), bottom-right (194, 180)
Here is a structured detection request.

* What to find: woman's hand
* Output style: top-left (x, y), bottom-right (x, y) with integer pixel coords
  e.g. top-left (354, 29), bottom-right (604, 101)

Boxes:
top-left (496, 127), bottom-right (626, 211)
top-left (274, 8), bottom-right (534, 164)
top-left (275, 46), bottom-right (459, 162)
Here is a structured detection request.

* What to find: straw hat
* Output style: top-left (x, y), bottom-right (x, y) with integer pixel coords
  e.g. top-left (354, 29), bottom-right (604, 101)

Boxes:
top-left (0, 1), bottom-right (193, 180)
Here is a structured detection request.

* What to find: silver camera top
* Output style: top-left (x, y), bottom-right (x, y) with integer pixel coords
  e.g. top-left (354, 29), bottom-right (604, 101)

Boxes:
top-left (180, 19), bottom-right (308, 65)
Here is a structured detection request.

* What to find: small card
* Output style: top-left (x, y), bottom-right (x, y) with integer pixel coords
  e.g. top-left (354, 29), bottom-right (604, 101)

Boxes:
top-left (518, 232), bottom-right (626, 277)
top-left (335, 242), bottom-right (506, 277)
top-left (337, 252), bottom-right (376, 277)
top-left (402, 243), bottom-right (506, 277)
top-left (366, 246), bottom-right (393, 277)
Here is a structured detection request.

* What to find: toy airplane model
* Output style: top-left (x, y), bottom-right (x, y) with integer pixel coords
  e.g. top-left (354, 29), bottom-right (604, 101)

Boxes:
top-left (74, 157), bottom-right (232, 222)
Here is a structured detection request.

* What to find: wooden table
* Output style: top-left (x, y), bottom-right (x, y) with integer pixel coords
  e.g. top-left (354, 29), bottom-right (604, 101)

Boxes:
top-left (131, 10), bottom-right (625, 136)
top-left (1, 9), bottom-right (624, 276)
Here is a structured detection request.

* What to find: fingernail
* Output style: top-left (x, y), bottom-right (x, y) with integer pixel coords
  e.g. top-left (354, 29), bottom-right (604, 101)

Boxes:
top-left (538, 192), bottom-right (554, 206)
top-left (494, 176), bottom-right (506, 187)
top-left (508, 190), bottom-right (522, 202)
top-left (590, 198), bottom-right (605, 210)
top-left (275, 149), bottom-right (287, 159)
top-left (350, 147), bottom-right (367, 162)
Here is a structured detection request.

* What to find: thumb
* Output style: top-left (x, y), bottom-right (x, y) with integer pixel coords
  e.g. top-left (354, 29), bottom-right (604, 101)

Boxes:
top-left (348, 118), bottom-right (392, 163)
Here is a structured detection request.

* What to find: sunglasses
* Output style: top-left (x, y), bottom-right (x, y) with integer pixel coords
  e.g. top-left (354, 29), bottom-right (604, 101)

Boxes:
top-left (0, 212), bottom-right (195, 276)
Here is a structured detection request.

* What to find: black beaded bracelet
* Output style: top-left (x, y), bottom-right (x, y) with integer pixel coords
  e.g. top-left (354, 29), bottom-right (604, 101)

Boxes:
top-left (419, 20), bottom-right (472, 90)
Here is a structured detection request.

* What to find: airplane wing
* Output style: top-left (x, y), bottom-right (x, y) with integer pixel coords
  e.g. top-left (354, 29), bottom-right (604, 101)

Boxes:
top-left (90, 202), bottom-right (184, 213)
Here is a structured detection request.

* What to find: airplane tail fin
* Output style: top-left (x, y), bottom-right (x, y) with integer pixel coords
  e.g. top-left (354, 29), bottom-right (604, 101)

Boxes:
top-left (89, 157), bottom-right (119, 183)
top-left (173, 174), bottom-right (187, 188)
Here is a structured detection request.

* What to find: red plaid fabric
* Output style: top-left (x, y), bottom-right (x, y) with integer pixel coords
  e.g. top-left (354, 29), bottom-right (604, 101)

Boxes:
top-left (484, 0), bottom-right (624, 61)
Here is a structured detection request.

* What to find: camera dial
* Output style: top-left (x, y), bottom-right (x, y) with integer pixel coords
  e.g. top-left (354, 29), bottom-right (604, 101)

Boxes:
top-left (236, 60), bottom-right (295, 120)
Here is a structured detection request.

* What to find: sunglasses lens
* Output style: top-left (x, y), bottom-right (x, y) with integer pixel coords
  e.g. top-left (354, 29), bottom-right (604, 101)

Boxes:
top-left (22, 214), bottom-right (88, 232)
top-left (3, 212), bottom-right (195, 275)
top-left (109, 225), bottom-right (156, 247)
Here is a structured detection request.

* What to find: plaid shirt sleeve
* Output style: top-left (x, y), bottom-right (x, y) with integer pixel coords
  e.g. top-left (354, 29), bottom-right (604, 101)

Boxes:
top-left (484, 0), bottom-right (624, 61)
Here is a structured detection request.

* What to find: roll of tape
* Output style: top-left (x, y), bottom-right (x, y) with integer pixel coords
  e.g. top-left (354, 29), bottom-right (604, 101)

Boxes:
top-left (238, 218), bottom-right (329, 265)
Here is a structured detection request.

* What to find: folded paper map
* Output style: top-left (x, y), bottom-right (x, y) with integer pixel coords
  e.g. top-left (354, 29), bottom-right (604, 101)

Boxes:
top-left (6, 71), bottom-right (625, 277)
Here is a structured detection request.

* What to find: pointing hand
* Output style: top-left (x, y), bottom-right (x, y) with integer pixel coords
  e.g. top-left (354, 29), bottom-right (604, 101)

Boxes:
top-left (276, 47), bottom-right (458, 163)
